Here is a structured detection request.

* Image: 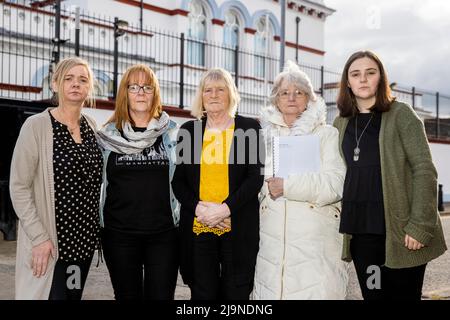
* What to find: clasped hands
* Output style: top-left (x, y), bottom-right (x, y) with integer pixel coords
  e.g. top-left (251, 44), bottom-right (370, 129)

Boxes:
top-left (195, 201), bottom-right (231, 230)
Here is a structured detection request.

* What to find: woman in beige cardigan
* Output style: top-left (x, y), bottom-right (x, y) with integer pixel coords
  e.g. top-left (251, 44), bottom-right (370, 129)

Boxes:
top-left (10, 57), bottom-right (102, 299)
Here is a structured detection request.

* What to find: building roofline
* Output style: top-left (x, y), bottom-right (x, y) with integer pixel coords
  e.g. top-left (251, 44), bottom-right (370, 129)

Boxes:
top-left (299, 0), bottom-right (336, 15)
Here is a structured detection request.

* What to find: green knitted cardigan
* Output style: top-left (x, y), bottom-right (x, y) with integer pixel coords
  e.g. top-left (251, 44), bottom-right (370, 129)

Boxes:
top-left (333, 101), bottom-right (447, 268)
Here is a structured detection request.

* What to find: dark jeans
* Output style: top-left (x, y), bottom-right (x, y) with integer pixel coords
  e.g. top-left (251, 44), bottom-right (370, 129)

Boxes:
top-left (350, 234), bottom-right (427, 300)
top-left (102, 227), bottom-right (179, 300)
top-left (48, 256), bottom-right (93, 300)
top-left (190, 232), bottom-right (252, 300)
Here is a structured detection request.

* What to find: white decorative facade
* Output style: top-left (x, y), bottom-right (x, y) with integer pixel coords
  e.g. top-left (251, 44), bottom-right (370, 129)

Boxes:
top-left (63, 0), bottom-right (334, 66)
top-left (1, 0), bottom-right (336, 119)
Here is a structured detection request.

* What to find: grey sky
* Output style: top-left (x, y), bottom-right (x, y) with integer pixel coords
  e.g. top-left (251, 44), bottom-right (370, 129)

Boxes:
top-left (323, 0), bottom-right (450, 97)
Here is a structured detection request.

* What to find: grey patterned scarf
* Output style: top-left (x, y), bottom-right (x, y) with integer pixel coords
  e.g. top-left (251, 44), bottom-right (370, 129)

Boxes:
top-left (97, 111), bottom-right (170, 154)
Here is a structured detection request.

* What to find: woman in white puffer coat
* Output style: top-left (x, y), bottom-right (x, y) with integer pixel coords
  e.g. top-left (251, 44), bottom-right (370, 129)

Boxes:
top-left (252, 61), bottom-right (349, 300)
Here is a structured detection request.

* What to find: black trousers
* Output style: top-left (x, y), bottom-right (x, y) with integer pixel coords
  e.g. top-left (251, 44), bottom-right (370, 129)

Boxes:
top-left (350, 234), bottom-right (427, 300)
top-left (102, 227), bottom-right (179, 300)
top-left (190, 232), bottom-right (252, 300)
top-left (48, 256), bottom-right (93, 300)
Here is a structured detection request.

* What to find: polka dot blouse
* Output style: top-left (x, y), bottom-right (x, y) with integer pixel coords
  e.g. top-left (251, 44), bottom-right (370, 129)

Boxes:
top-left (50, 111), bottom-right (103, 262)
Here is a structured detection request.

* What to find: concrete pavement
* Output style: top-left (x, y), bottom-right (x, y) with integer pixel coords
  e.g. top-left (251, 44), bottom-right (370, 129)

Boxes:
top-left (1, 214), bottom-right (449, 300)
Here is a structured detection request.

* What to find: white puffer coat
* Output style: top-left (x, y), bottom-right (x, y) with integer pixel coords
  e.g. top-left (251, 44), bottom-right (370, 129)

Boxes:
top-left (252, 97), bottom-right (349, 300)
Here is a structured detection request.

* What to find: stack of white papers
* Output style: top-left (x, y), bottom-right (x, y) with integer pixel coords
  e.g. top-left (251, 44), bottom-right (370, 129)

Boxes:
top-left (273, 135), bottom-right (321, 179)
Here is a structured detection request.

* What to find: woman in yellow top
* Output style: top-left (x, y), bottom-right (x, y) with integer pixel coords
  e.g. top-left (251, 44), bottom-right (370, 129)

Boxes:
top-left (172, 68), bottom-right (264, 300)
top-left (194, 116), bottom-right (234, 236)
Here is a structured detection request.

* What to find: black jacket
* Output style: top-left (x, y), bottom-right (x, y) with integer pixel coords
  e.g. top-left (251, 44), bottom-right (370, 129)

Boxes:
top-left (171, 115), bottom-right (264, 286)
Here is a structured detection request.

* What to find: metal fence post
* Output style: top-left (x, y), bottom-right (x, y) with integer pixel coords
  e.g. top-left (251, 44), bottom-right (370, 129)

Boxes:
top-left (74, 6), bottom-right (80, 56)
top-left (320, 65), bottom-right (324, 96)
top-left (436, 91), bottom-right (440, 138)
top-left (179, 33), bottom-right (185, 109)
top-left (113, 18), bottom-right (119, 100)
top-left (412, 86), bottom-right (416, 109)
top-left (280, 0), bottom-right (286, 71)
top-left (234, 45), bottom-right (239, 88)
top-left (438, 184), bottom-right (444, 212)
top-left (53, 0), bottom-right (61, 64)
top-left (295, 17), bottom-right (300, 64)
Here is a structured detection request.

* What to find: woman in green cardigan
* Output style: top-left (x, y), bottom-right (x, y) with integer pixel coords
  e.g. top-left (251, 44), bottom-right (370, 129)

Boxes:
top-left (333, 50), bottom-right (447, 300)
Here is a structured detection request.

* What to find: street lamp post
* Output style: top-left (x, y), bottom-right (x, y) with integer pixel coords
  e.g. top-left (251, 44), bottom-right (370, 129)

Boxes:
top-left (113, 17), bottom-right (128, 99)
top-left (49, 0), bottom-right (67, 90)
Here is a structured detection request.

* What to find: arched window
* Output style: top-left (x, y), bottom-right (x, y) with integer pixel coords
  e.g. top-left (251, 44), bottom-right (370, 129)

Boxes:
top-left (187, 0), bottom-right (206, 66)
top-left (254, 16), bottom-right (271, 78)
top-left (223, 11), bottom-right (240, 72)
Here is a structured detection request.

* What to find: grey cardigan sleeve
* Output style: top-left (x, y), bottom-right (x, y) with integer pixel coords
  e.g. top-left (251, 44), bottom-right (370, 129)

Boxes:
top-left (9, 118), bottom-right (50, 246)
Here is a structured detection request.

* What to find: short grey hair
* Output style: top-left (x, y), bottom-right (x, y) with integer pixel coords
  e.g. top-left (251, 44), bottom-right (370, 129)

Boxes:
top-left (190, 68), bottom-right (240, 119)
top-left (269, 60), bottom-right (317, 107)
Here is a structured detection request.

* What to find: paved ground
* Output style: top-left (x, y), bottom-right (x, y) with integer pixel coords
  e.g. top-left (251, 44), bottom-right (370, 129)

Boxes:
top-left (1, 214), bottom-right (449, 300)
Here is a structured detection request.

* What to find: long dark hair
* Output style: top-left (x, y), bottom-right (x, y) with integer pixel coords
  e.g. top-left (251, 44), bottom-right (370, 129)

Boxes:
top-left (337, 50), bottom-right (395, 117)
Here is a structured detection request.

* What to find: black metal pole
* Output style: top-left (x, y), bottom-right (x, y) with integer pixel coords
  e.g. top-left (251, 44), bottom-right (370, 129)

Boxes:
top-left (320, 65), bottom-right (324, 96)
top-left (179, 33), bottom-right (185, 109)
top-left (140, 0), bottom-right (144, 32)
top-left (234, 45), bottom-right (239, 88)
top-left (280, 0), bottom-right (286, 71)
top-left (438, 184), bottom-right (444, 212)
top-left (75, 6), bottom-right (80, 56)
top-left (412, 86), bottom-right (416, 109)
top-left (436, 91), bottom-right (440, 138)
top-left (295, 17), bottom-right (300, 63)
top-left (113, 18), bottom-right (119, 100)
top-left (54, 0), bottom-right (61, 64)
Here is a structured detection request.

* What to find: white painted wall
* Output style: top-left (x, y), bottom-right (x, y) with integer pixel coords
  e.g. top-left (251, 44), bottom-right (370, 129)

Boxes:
top-left (82, 108), bottom-right (113, 128)
top-left (430, 142), bottom-right (450, 202)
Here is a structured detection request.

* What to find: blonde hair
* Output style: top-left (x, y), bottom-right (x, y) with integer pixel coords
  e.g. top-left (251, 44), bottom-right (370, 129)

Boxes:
top-left (51, 57), bottom-right (95, 108)
top-left (190, 68), bottom-right (240, 119)
top-left (107, 64), bottom-right (162, 131)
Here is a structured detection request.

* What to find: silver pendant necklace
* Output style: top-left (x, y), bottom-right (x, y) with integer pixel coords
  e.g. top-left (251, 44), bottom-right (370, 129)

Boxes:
top-left (354, 113), bottom-right (374, 162)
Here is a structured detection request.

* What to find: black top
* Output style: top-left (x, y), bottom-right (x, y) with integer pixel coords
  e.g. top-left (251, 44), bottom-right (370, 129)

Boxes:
top-left (172, 115), bottom-right (265, 286)
top-left (50, 111), bottom-right (103, 262)
top-left (340, 112), bottom-right (386, 235)
top-left (103, 129), bottom-right (173, 234)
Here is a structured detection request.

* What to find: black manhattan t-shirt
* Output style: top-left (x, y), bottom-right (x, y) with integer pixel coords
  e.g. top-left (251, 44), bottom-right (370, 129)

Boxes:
top-left (103, 129), bottom-right (173, 234)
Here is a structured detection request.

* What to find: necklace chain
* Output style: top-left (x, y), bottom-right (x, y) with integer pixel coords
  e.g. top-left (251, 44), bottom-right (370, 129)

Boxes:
top-left (353, 113), bottom-right (374, 162)
top-left (56, 107), bottom-right (80, 135)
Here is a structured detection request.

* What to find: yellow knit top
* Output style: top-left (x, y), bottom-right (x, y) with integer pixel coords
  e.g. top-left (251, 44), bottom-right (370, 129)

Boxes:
top-left (193, 125), bottom-right (235, 236)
